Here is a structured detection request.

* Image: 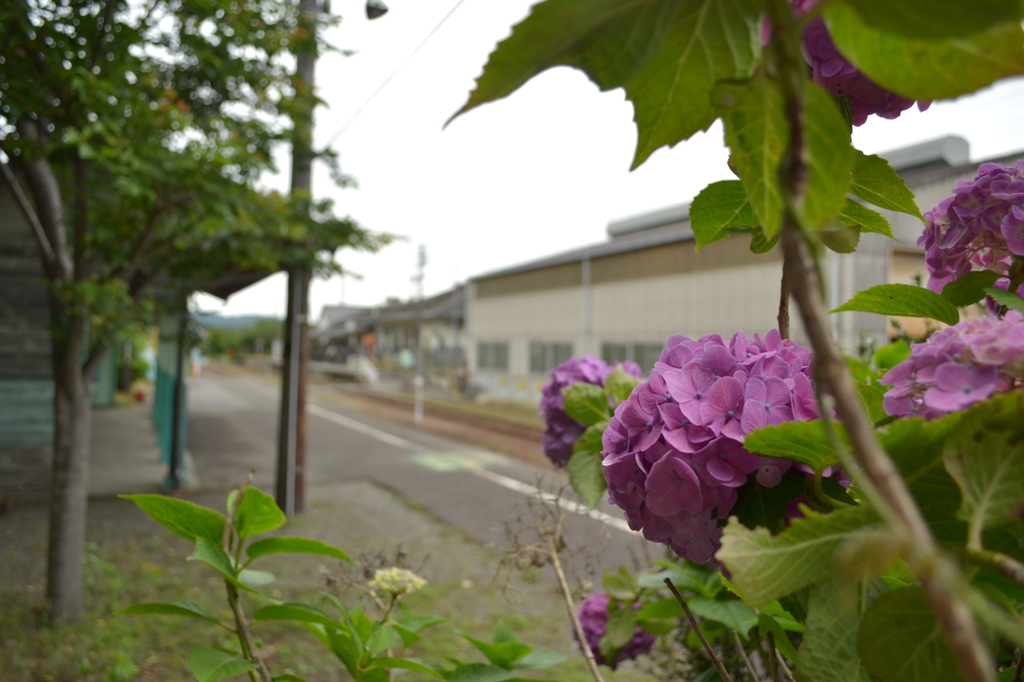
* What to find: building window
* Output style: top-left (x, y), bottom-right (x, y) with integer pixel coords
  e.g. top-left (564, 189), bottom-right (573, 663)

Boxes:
top-left (529, 342), bottom-right (574, 373)
top-left (477, 342), bottom-right (509, 370)
top-left (601, 343), bottom-right (662, 373)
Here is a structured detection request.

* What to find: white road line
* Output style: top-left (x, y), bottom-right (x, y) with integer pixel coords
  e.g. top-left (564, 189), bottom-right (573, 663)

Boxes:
top-left (294, 392), bottom-right (634, 536)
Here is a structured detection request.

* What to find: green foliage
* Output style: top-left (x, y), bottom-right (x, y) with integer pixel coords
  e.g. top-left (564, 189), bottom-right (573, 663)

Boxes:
top-left (984, 287), bottom-right (1024, 314)
top-left (690, 180), bottom-right (758, 249)
top-left (187, 647), bottom-right (258, 682)
top-left (840, 0), bottom-right (1022, 39)
top-left (794, 579), bottom-right (873, 682)
top-left (234, 488), bottom-right (286, 540)
top-left (832, 283), bottom-right (961, 325)
top-left (245, 537), bottom-right (351, 562)
top-left (560, 383), bottom-right (611, 426)
top-left (849, 151), bottom-right (924, 221)
top-left (940, 271), bottom-right (1002, 308)
top-left (566, 450), bottom-right (607, 509)
top-left (121, 495), bottom-right (225, 545)
top-left (120, 600), bottom-right (222, 625)
top-left (744, 421), bottom-right (846, 475)
top-left (604, 368), bottom-right (642, 403)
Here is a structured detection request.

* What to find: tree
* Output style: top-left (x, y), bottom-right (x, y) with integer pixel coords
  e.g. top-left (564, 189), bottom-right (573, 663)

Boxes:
top-left (0, 0), bottom-right (377, 622)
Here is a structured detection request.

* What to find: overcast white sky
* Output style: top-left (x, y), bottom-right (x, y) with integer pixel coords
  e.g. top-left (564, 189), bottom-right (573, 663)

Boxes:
top-left (193, 0), bottom-right (1024, 321)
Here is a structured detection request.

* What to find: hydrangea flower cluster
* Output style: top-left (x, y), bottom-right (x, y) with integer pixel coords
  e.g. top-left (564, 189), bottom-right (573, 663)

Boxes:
top-left (918, 160), bottom-right (1024, 311)
top-left (576, 592), bottom-right (656, 669)
top-left (368, 567), bottom-right (427, 596)
top-left (799, 17), bottom-right (930, 126)
top-left (540, 355), bottom-right (642, 467)
top-left (602, 330), bottom-right (818, 564)
top-left (882, 311), bottom-right (1024, 419)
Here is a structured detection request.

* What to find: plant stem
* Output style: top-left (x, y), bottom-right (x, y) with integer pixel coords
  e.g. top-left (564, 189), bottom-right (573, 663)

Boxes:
top-left (765, 1), bottom-right (993, 679)
top-left (965, 547), bottom-right (1024, 589)
top-left (548, 530), bottom-right (605, 682)
top-left (764, 632), bottom-right (781, 682)
top-left (664, 578), bottom-right (734, 682)
top-left (779, 252), bottom-right (792, 340)
top-left (1013, 649), bottom-right (1023, 682)
top-left (776, 650), bottom-right (797, 682)
top-left (732, 630), bottom-right (759, 681)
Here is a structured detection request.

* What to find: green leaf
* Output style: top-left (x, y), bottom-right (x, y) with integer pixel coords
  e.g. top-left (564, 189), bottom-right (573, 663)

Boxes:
top-left (842, 0), bottom-right (1022, 40)
top-left (687, 597), bottom-right (757, 638)
top-left (573, 422), bottom-right (607, 455)
top-left (366, 658), bottom-right (445, 677)
top-left (604, 609), bottom-right (638, 649)
top-left (121, 494), bottom-right (225, 544)
top-left (832, 283), bottom-right (960, 325)
top-left (803, 82), bottom-right (853, 229)
top-left (940, 271), bottom-right (1001, 307)
top-left (234, 487), bottom-right (286, 539)
top-left (245, 536), bottom-right (351, 562)
top-left (636, 597), bottom-right (683, 620)
top-left (395, 615), bottom-right (446, 634)
top-left (460, 633), bottom-right (517, 670)
top-left (253, 603), bottom-right (342, 629)
top-left (833, 199), bottom-right (893, 239)
top-left (856, 383), bottom-right (888, 426)
top-left (491, 621), bottom-right (518, 645)
top-left (561, 382), bottom-right (611, 425)
top-left (510, 648), bottom-right (567, 669)
top-left (717, 505), bottom-right (881, 605)
top-left (453, 0), bottom-right (684, 118)
top-left (872, 340), bottom-right (911, 373)
top-left (730, 469), bottom-right (810, 533)
top-left (273, 675), bottom-right (308, 682)
top-left (819, 225), bottom-right (861, 253)
top-left (186, 647), bottom-right (258, 682)
top-left (602, 568), bottom-right (636, 601)
top-left (447, 663), bottom-right (516, 682)
top-left (825, 5), bottom-right (1024, 101)
top-left (567, 450), bottom-right (607, 508)
top-left (238, 569), bottom-right (275, 588)
top-left (690, 180), bottom-right (758, 249)
top-left (943, 394), bottom-right (1024, 538)
top-left (983, 286), bottom-right (1024, 314)
top-left (120, 600), bottom-right (221, 624)
top-left (624, 0), bottom-right (763, 167)
top-left (636, 564), bottom-right (711, 595)
top-left (749, 228), bottom-right (778, 254)
top-left (743, 421), bottom-right (843, 475)
top-left (757, 612), bottom-right (798, 661)
top-left (605, 367), bottom-right (643, 402)
top-left (849, 151), bottom-right (923, 221)
top-left (187, 537), bottom-right (257, 593)
top-left (857, 587), bottom-right (959, 682)
top-left (794, 579), bottom-right (873, 682)
top-left (716, 72), bottom-right (787, 239)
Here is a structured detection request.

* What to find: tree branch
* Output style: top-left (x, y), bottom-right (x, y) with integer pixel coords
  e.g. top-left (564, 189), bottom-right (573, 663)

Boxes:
top-left (0, 160), bottom-right (60, 273)
top-left (16, 122), bottom-right (74, 280)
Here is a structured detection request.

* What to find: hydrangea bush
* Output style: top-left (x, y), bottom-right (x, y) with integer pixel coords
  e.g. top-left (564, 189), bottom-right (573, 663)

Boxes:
top-left (540, 355), bottom-right (642, 467)
top-left (575, 592), bottom-right (657, 670)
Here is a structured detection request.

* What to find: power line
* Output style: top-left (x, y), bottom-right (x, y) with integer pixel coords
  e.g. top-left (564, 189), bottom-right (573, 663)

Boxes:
top-left (322, 0), bottom-right (469, 148)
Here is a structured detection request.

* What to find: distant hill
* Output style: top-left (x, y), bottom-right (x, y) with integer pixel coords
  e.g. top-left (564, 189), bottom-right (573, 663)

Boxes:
top-left (194, 313), bottom-right (282, 329)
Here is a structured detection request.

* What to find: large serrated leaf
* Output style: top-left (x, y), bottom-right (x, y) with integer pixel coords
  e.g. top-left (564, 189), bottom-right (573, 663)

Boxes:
top-left (743, 421), bottom-right (845, 475)
top-left (794, 579), bottom-right (873, 682)
top-left (943, 394), bottom-right (1024, 539)
top-left (573, 421), bottom-right (607, 455)
top-left (833, 199), bottom-right (893, 238)
top-left (983, 286), bottom-right (1024, 314)
top-left (453, 0), bottom-right (680, 118)
top-left (841, 0), bottom-right (1021, 40)
top-left (690, 180), bottom-right (758, 249)
top-left (730, 469), bottom-right (809, 534)
top-left (832, 283), bottom-right (960, 325)
top-left (186, 647), bottom-right (258, 682)
top-left (245, 536), bottom-right (350, 562)
top-left (625, 0), bottom-right (763, 167)
top-left (857, 587), bottom-right (959, 682)
top-left (121, 494), bottom-right (225, 544)
top-left (254, 603), bottom-right (342, 628)
top-left (716, 72), bottom-right (788, 238)
top-left (605, 367), bottom-right (642, 402)
top-left (716, 505), bottom-right (881, 606)
top-left (940, 271), bottom-right (1000, 307)
top-left (561, 382), bottom-right (611, 425)
top-left (803, 82), bottom-right (853, 229)
top-left (566, 450), bottom-right (607, 508)
top-left (687, 597), bottom-right (757, 638)
top-left (825, 5), bottom-right (1024, 101)
top-left (849, 151), bottom-right (923, 220)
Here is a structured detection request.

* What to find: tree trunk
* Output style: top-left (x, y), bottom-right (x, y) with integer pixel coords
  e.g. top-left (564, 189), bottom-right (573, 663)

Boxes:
top-left (46, 298), bottom-right (92, 623)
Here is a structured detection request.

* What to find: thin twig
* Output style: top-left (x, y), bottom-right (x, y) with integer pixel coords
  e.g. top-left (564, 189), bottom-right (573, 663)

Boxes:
top-left (732, 630), bottom-right (759, 681)
top-left (778, 252), bottom-right (792, 340)
top-left (776, 650), bottom-right (796, 682)
top-left (965, 547), bottom-right (1024, 589)
top-left (549, 521), bottom-right (605, 682)
top-left (664, 578), bottom-right (734, 682)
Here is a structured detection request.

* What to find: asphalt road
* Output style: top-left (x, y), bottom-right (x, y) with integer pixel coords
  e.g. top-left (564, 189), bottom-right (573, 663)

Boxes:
top-left (187, 373), bottom-right (652, 571)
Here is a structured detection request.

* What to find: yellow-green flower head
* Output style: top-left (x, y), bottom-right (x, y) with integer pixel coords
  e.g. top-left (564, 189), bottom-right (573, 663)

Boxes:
top-left (369, 567), bottom-right (427, 596)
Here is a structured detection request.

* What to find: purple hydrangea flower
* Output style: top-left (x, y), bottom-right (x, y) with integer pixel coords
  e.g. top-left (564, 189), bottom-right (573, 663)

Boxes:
top-left (576, 592), bottom-right (657, 670)
top-left (540, 356), bottom-right (643, 467)
top-left (603, 330), bottom-right (822, 565)
top-left (918, 161), bottom-right (1024, 312)
top-left (882, 312), bottom-right (1024, 419)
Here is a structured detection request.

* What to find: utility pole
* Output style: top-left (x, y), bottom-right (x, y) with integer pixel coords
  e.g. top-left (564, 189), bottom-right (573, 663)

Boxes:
top-left (276, 0), bottom-right (318, 517)
top-left (413, 245), bottom-right (426, 426)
